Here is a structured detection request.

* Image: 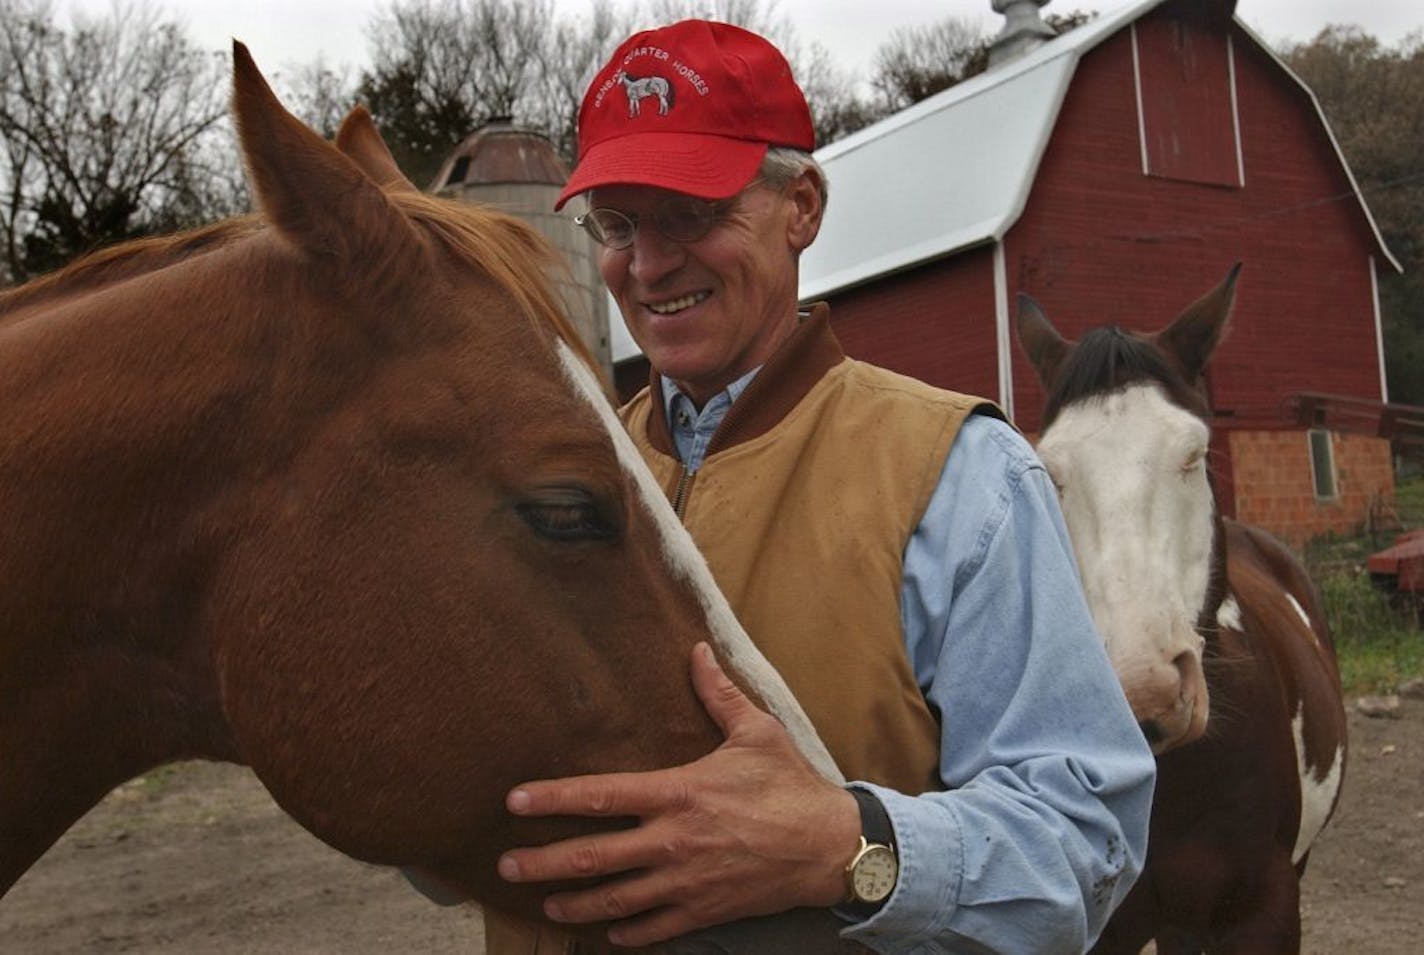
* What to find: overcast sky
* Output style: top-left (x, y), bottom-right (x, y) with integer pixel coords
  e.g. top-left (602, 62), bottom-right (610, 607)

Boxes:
top-left (64, 0), bottom-right (1423, 78)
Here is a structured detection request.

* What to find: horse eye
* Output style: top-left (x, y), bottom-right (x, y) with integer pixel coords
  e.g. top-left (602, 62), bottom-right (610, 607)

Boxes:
top-left (517, 491), bottom-right (617, 542)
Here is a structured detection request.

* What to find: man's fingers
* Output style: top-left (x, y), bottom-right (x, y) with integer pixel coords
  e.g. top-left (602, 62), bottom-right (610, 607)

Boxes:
top-left (541, 869), bottom-right (675, 927)
top-left (499, 825), bottom-right (653, 884)
top-left (507, 768), bottom-right (683, 819)
top-left (606, 903), bottom-right (715, 948)
top-left (690, 642), bottom-right (765, 738)
top-left (543, 874), bottom-right (735, 947)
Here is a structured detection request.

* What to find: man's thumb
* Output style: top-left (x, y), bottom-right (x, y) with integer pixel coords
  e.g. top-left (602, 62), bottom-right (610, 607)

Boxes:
top-left (689, 642), bottom-right (760, 737)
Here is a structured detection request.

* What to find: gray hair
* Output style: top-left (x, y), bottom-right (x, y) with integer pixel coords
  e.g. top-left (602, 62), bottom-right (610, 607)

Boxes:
top-left (759, 147), bottom-right (829, 212)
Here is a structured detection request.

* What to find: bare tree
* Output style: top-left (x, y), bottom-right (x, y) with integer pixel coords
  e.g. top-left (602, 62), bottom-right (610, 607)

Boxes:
top-left (360, 0), bottom-right (564, 186)
top-left (527, 0), bottom-right (632, 161)
top-left (645, 0), bottom-right (790, 41)
top-left (274, 56), bottom-right (360, 141)
top-left (794, 42), bottom-right (882, 146)
top-left (868, 9), bottom-right (1095, 113)
top-left (871, 16), bottom-right (989, 111)
top-left (0, 0), bottom-right (231, 282)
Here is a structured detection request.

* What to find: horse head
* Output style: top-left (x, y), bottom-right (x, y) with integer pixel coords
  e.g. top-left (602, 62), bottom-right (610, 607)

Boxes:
top-left (0, 43), bottom-right (842, 947)
top-left (223, 40), bottom-right (845, 920)
top-left (1014, 265), bottom-right (1241, 753)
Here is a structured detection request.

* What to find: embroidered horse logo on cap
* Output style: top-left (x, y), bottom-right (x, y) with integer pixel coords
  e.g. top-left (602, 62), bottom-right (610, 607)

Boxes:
top-left (619, 72), bottom-right (673, 117)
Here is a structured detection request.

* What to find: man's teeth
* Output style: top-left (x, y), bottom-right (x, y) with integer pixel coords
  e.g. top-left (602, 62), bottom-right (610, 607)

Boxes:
top-left (648, 292), bottom-right (708, 315)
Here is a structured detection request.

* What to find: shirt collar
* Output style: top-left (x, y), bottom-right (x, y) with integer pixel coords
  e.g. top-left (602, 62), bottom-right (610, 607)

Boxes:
top-left (659, 365), bottom-right (762, 428)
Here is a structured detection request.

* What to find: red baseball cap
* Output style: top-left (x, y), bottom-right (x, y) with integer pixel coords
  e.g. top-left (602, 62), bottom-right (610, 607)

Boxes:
top-left (554, 19), bottom-right (815, 210)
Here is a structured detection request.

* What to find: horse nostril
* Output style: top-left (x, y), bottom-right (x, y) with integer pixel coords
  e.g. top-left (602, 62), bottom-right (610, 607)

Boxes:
top-left (1171, 648), bottom-right (1203, 701)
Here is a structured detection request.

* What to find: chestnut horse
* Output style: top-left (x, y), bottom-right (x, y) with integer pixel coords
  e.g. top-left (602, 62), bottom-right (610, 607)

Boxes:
top-left (0, 44), bottom-right (865, 953)
top-left (1016, 267), bottom-right (1348, 953)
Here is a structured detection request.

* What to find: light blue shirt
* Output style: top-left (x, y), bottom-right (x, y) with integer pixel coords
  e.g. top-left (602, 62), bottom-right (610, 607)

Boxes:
top-left (662, 377), bottom-right (1156, 955)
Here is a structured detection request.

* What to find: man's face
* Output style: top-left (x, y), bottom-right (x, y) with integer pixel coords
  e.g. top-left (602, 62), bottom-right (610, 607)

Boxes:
top-left (590, 177), bottom-right (817, 407)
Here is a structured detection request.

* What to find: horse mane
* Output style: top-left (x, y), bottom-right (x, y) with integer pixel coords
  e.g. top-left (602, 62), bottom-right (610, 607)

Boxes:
top-left (387, 191), bottom-right (603, 379)
top-left (0, 217), bottom-right (263, 321)
top-left (1042, 325), bottom-right (1182, 427)
top-left (0, 193), bottom-right (603, 386)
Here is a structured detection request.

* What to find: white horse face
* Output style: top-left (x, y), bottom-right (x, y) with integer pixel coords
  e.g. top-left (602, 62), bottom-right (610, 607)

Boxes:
top-left (1037, 382), bottom-right (1214, 753)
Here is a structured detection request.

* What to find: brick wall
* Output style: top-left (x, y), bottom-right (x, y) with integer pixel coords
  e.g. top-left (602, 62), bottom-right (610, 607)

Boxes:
top-left (1229, 429), bottom-right (1395, 547)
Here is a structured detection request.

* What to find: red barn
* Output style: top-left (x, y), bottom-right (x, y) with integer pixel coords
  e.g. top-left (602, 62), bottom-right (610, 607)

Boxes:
top-left (612, 0), bottom-right (1402, 548)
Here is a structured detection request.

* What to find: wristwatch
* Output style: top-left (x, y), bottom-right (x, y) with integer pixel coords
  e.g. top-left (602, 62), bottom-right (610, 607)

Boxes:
top-left (839, 787), bottom-right (899, 917)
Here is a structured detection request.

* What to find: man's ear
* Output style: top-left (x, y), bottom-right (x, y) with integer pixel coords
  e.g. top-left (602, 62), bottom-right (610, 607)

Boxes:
top-left (785, 168), bottom-right (824, 254)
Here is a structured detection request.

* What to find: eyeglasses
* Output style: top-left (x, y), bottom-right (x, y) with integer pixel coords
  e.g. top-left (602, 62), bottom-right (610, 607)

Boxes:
top-left (575, 181), bottom-right (765, 250)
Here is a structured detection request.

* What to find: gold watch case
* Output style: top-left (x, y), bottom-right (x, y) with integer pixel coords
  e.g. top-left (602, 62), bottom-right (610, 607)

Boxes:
top-left (845, 835), bottom-right (898, 904)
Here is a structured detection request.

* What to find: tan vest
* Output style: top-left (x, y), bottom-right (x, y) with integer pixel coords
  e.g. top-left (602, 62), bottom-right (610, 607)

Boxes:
top-left (484, 306), bottom-right (998, 954)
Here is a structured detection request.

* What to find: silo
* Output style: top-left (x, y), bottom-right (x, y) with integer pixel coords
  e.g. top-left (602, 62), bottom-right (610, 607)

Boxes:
top-left (429, 119), bottom-right (611, 377)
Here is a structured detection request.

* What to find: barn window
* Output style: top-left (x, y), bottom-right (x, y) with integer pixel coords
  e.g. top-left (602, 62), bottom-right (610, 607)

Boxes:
top-left (447, 156), bottom-right (472, 185)
top-left (1307, 429), bottom-right (1338, 501)
top-left (1131, 14), bottom-right (1242, 187)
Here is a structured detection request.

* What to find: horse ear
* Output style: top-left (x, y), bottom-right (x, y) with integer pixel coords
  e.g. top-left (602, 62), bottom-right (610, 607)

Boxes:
top-left (1015, 293), bottom-right (1070, 387)
top-left (335, 106), bottom-right (419, 195)
top-left (1156, 262), bottom-right (1242, 382)
top-left (230, 42), bottom-right (421, 267)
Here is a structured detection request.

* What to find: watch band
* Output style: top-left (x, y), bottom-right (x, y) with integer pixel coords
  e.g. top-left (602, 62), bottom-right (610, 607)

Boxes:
top-left (836, 787), bottom-right (898, 919)
top-left (850, 787), bottom-right (896, 852)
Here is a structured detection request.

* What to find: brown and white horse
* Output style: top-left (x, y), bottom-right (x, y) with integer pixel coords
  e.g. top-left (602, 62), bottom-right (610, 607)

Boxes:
top-left (1016, 267), bottom-right (1348, 953)
top-left (0, 44), bottom-right (862, 953)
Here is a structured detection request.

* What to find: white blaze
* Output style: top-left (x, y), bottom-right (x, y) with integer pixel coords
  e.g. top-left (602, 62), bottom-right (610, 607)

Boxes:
top-left (1037, 383), bottom-right (1214, 717)
top-left (555, 342), bottom-right (844, 783)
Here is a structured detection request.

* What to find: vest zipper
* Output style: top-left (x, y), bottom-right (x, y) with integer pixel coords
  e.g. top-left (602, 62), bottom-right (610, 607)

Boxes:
top-left (670, 466), bottom-right (694, 519)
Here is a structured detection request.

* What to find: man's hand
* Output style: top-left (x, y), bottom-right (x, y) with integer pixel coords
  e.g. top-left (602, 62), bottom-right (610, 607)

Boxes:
top-left (498, 642), bottom-right (861, 948)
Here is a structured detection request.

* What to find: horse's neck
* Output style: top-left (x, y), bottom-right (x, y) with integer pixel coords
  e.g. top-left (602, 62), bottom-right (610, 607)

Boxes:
top-left (0, 268), bottom-right (262, 894)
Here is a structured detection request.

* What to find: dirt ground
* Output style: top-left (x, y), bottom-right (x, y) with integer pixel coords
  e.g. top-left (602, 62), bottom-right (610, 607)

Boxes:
top-left (3, 698), bottom-right (1421, 954)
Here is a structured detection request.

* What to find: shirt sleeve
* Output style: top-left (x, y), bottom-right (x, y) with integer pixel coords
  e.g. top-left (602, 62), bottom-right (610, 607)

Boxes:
top-left (841, 414), bottom-right (1157, 955)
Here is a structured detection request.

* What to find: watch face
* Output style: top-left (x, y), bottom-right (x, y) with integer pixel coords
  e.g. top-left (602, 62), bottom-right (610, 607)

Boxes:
top-left (852, 844), bottom-right (898, 903)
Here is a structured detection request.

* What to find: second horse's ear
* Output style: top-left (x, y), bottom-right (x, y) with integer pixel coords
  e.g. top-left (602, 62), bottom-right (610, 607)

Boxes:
top-left (1156, 263), bottom-right (1242, 384)
top-left (1015, 294), bottom-right (1070, 389)
top-left (335, 107), bottom-right (419, 194)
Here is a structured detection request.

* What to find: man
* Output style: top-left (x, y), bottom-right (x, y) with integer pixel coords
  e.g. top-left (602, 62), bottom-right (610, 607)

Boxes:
top-left (489, 19), bottom-right (1155, 954)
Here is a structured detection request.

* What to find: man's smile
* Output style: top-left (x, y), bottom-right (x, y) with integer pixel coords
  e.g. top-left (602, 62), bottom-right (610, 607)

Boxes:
top-left (646, 291), bottom-right (712, 315)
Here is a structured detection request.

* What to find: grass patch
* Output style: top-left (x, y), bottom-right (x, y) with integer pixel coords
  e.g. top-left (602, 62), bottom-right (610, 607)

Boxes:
top-left (1303, 474), bottom-right (1423, 696)
top-left (1397, 474), bottom-right (1424, 527)
top-left (1316, 567), bottom-right (1422, 696)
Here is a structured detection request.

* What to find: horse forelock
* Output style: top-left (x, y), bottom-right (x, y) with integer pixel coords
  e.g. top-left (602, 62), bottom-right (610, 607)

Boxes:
top-left (1043, 325), bottom-right (1206, 428)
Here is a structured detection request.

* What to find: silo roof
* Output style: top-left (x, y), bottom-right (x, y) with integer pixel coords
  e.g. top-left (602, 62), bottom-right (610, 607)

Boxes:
top-left (429, 120), bottom-right (570, 191)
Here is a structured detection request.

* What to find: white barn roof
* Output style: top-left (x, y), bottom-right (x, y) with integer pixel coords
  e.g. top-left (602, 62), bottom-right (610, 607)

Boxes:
top-left (803, 0), bottom-right (1398, 300)
top-left (611, 0), bottom-right (1397, 363)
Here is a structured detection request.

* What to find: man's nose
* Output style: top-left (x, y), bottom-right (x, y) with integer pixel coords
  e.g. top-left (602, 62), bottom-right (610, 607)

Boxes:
top-left (626, 223), bottom-right (686, 285)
